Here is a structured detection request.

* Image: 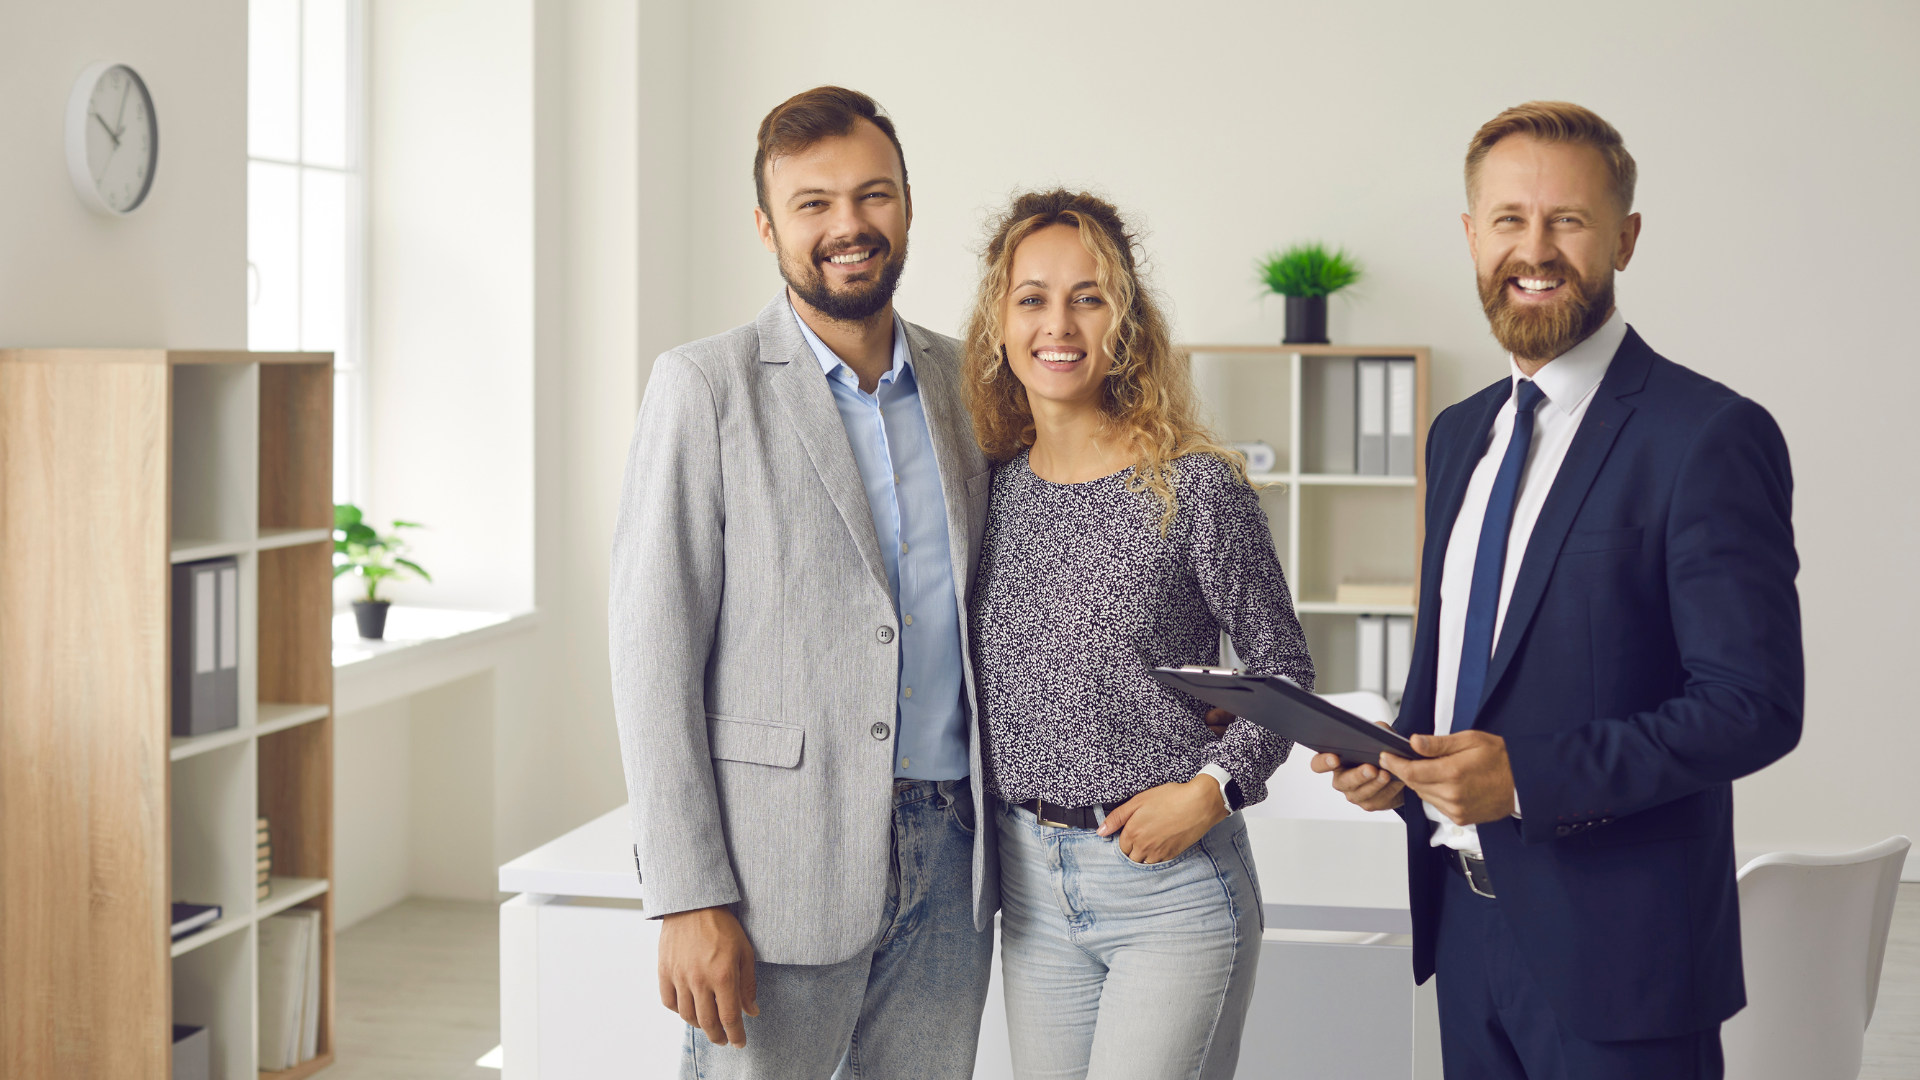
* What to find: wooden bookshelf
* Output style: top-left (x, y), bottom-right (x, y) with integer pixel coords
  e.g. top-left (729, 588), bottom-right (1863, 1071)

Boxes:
top-left (1186, 343), bottom-right (1431, 696)
top-left (0, 349), bottom-right (335, 1079)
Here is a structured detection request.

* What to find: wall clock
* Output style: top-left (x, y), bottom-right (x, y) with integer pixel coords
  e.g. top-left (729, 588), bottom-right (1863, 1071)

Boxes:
top-left (66, 61), bottom-right (159, 215)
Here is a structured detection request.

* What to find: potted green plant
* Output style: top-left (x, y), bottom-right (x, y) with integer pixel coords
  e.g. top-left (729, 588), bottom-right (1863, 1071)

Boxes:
top-left (1258, 242), bottom-right (1363, 344)
top-left (333, 504), bottom-right (430, 640)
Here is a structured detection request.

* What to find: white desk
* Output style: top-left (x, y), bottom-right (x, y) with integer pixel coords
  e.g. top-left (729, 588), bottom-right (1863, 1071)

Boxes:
top-left (499, 797), bottom-right (1440, 1079)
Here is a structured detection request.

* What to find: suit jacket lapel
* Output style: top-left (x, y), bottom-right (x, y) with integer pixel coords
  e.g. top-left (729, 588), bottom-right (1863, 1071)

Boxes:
top-left (1398, 380), bottom-right (1508, 738)
top-left (901, 321), bottom-right (985, 606)
top-left (757, 295), bottom-right (891, 599)
top-left (1477, 332), bottom-right (1652, 715)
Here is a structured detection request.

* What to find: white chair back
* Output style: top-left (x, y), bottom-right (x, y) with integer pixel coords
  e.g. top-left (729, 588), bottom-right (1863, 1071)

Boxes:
top-left (1721, 836), bottom-right (1910, 1080)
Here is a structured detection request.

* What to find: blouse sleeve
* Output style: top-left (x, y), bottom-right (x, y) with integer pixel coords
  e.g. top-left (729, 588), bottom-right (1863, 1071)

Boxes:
top-left (1183, 459), bottom-right (1314, 808)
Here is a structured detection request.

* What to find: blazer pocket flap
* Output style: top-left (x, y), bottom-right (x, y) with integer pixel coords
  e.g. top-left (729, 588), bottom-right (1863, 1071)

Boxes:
top-left (706, 716), bottom-right (804, 768)
top-left (1561, 526), bottom-right (1642, 555)
top-left (965, 469), bottom-right (994, 500)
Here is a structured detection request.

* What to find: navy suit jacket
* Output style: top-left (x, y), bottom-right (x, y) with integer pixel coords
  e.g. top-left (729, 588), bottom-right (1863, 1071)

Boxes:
top-left (1394, 328), bottom-right (1802, 1042)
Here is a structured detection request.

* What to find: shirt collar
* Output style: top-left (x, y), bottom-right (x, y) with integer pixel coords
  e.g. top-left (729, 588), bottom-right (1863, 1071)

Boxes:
top-left (789, 298), bottom-right (912, 389)
top-left (1510, 308), bottom-right (1627, 417)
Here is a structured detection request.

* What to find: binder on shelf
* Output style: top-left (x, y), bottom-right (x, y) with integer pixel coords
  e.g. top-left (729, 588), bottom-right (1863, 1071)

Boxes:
top-left (1317, 356), bottom-right (1356, 474)
top-left (1386, 615), bottom-right (1413, 706)
top-left (1355, 359), bottom-right (1388, 475)
top-left (259, 911), bottom-right (316, 1070)
top-left (298, 908), bottom-right (323, 1062)
top-left (170, 902), bottom-right (222, 940)
top-left (1357, 615), bottom-right (1387, 696)
top-left (170, 556), bottom-right (239, 737)
top-left (1387, 358), bottom-right (1417, 476)
top-left (172, 1025), bottom-right (210, 1080)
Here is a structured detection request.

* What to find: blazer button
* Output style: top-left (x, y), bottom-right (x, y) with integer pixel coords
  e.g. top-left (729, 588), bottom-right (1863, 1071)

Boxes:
top-left (877, 626), bottom-right (895, 644)
top-left (870, 722), bottom-right (891, 740)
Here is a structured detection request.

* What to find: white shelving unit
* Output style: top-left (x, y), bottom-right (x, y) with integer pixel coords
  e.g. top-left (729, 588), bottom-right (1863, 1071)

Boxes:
top-left (1189, 343), bottom-right (1431, 695)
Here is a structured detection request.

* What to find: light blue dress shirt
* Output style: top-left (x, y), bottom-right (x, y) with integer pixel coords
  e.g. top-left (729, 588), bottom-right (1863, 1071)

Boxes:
top-left (792, 304), bottom-right (970, 780)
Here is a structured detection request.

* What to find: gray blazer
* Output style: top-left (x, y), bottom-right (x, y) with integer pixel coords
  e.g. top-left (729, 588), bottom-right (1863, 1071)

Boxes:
top-left (609, 293), bottom-right (998, 966)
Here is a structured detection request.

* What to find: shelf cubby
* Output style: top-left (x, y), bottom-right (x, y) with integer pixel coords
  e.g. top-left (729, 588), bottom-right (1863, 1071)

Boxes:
top-left (1187, 343), bottom-right (1431, 699)
top-left (0, 348), bottom-right (335, 1078)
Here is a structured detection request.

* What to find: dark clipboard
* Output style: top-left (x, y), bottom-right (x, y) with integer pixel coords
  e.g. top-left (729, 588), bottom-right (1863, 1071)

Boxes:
top-left (1152, 667), bottom-right (1427, 767)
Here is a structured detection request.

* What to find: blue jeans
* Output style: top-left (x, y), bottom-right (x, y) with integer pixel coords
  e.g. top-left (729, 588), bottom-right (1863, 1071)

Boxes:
top-left (683, 778), bottom-right (993, 1080)
top-left (997, 801), bottom-right (1264, 1080)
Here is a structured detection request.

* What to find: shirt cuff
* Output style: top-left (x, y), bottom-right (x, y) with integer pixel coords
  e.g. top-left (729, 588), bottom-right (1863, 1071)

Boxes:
top-left (1196, 764), bottom-right (1235, 812)
top-left (1512, 790), bottom-right (1522, 818)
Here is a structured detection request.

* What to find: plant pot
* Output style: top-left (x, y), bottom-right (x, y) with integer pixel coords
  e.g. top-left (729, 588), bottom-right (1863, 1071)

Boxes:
top-left (1283, 295), bottom-right (1329, 345)
top-left (353, 600), bottom-right (391, 640)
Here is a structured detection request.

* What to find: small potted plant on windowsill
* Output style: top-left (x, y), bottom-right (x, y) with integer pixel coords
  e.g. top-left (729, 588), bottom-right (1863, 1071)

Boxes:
top-left (1259, 242), bottom-right (1363, 344)
top-left (334, 504), bottom-right (431, 640)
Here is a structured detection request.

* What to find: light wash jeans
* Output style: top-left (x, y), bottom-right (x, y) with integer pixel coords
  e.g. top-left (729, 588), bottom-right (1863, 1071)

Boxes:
top-left (683, 778), bottom-right (993, 1080)
top-left (997, 801), bottom-right (1264, 1080)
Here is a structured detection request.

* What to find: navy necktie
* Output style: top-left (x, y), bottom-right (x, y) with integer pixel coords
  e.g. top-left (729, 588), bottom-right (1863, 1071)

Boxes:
top-left (1452, 379), bottom-right (1547, 732)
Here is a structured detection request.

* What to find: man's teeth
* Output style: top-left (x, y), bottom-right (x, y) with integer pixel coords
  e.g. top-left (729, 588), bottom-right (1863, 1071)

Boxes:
top-left (827, 250), bottom-right (873, 264)
top-left (1035, 351), bottom-right (1083, 363)
top-left (1516, 277), bottom-right (1562, 292)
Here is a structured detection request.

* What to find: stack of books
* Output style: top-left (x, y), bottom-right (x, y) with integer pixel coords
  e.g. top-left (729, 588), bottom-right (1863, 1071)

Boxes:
top-left (258, 910), bottom-right (323, 1070)
top-left (257, 817), bottom-right (272, 901)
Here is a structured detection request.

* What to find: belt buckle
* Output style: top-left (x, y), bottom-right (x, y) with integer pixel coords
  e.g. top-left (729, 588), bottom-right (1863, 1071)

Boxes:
top-left (1458, 850), bottom-right (1497, 899)
top-left (1035, 800), bottom-right (1068, 829)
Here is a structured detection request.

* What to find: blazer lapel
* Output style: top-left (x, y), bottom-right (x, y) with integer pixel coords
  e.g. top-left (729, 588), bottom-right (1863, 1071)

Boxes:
top-left (901, 321), bottom-right (985, 605)
top-left (1476, 333), bottom-right (1653, 716)
top-left (757, 295), bottom-right (891, 599)
top-left (1399, 380), bottom-right (1508, 737)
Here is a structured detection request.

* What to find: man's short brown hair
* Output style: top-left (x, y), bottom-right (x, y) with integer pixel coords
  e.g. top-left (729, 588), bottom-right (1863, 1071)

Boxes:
top-left (754, 86), bottom-right (908, 217)
top-left (1465, 101), bottom-right (1637, 214)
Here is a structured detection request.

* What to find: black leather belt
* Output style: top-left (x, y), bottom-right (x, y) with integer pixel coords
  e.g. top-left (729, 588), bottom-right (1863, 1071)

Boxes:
top-left (1449, 848), bottom-right (1497, 898)
top-left (1018, 798), bottom-right (1125, 830)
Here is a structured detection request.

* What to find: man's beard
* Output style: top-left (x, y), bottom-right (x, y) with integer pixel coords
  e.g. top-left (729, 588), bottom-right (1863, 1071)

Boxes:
top-left (1478, 258), bottom-right (1614, 363)
top-left (777, 231), bottom-right (907, 323)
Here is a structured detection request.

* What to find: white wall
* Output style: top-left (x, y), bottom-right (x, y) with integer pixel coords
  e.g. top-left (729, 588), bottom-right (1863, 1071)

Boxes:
top-left (662, 0), bottom-right (1920, 868)
top-left (0, 0), bottom-right (245, 348)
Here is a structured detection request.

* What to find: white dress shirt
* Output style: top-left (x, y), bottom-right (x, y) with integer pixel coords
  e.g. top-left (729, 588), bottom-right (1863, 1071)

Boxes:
top-left (1427, 310), bottom-right (1628, 855)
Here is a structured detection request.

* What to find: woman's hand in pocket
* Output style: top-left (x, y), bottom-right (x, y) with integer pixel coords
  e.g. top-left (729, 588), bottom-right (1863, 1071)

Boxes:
top-left (1098, 776), bottom-right (1231, 864)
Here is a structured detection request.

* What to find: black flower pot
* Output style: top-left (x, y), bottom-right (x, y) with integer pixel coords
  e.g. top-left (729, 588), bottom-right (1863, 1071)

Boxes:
top-left (1283, 295), bottom-right (1329, 344)
top-left (353, 599), bottom-right (391, 640)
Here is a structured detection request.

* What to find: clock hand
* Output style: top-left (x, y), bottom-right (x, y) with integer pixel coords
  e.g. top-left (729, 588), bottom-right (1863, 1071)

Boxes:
top-left (115, 79), bottom-right (132, 131)
top-left (91, 110), bottom-right (122, 148)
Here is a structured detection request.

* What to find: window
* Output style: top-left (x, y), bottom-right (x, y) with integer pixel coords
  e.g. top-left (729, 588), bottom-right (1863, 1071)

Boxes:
top-left (247, 0), bottom-right (365, 506)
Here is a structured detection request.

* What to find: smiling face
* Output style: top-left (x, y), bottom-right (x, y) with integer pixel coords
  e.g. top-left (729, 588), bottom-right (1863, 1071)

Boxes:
top-left (1465, 135), bottom-right (1642, 364)
top-left (1001, 224), bottom-right (1116, 414)
top-left (754, 118), bottom-right (910, 323)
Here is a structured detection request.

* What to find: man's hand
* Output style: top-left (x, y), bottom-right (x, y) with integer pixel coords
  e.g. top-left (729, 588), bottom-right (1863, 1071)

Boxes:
top-left (1310, 722), bottom-right (1408, 811)
top-left (1098, 776), bottom-right (1231, 864)
top-left (658, 905), bottom-right (758, 1047)
top-left (1379, 730), bottom-right (1515, 826)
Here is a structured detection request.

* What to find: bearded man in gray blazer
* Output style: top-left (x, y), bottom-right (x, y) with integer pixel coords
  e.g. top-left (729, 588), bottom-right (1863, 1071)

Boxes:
top-left (609, 86), bottom-right (997, 1079)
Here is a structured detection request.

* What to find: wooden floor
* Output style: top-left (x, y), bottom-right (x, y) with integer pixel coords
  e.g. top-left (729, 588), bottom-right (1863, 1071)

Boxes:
top-left (327, 900), bottom-right (500, 1080)
top-left (330, 888), bottom-right (1918, 1078)
top-left (1864, 882), bottom-right (1919, 1079)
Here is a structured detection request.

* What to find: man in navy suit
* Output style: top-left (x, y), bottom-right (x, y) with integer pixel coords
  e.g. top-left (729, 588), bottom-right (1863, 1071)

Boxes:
top-left (1313, 101), bottom-right (1802, 1079)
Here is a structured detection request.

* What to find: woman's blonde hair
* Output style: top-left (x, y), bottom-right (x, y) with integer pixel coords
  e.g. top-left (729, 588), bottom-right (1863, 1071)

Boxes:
top-left (962, 189), bottom-right (1246, 531)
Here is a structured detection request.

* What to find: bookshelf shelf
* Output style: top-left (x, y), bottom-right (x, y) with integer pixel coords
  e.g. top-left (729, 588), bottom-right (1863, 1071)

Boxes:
top-left (169, 703), bottom-right (329, 762)
top-left (0, 349), bottom-right (335, 1079)
top-left (1188, 343), bottom-right (1430, 698)
top-left (258, 877), bottom-right (331, 920)
top-left (171, 912), bottom-right (254, 959)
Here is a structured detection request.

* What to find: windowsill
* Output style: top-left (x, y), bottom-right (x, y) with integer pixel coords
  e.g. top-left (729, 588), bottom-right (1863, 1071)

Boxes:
top-left (332, 605), bottom-right (541, 714)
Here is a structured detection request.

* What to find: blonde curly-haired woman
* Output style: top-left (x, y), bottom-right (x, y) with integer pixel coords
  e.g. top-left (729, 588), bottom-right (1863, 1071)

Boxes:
top-left (963, 189), bottom-right (1314, 1080)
